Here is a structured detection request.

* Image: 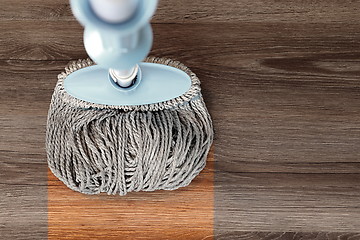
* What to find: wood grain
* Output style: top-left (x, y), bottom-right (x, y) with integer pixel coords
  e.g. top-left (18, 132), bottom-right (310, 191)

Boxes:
top-left (1, 0), bottom-right (360, 238)
top-left (48, 147), bottom-right (214, 240)
top-left (216, 232), bottom-right (360, 240)
top-left (0, 62), bottom-right (49, 238)
top-left (216, 173), bottom-right (360, 232)
top-left (1, 0), bottom-right (360, 24)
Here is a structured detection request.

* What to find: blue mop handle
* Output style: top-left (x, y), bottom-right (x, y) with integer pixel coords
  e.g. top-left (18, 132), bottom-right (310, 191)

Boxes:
top-left (89, 0), bottom-right (140, 24)
top-left (70, 0), bottom-right (158, 71)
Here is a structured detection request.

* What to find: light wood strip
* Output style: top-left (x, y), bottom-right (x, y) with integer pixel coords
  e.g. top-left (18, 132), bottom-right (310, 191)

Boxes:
top-left (48, 147), bottom-right (214, 240)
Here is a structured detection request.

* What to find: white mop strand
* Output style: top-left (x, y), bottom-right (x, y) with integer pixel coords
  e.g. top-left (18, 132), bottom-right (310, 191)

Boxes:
top-left (46, 57), bottom-right (214, 195)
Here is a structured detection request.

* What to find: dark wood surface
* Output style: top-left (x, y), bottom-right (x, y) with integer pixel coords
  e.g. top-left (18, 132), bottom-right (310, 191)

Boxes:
top-left (1, 0), bottom-right (360, 239)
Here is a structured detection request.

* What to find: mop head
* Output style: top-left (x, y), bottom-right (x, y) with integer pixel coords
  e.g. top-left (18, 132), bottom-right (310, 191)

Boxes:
top-left (46, 57), bottom-right (214, 195)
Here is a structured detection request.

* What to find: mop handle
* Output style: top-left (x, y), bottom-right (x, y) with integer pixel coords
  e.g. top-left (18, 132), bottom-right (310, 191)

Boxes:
top-left (89, 0), bottom-right (140, 87)
top-left (70, 0), bottom-right (158, 87)
top-left (89, 0), bottom-right (139, 24)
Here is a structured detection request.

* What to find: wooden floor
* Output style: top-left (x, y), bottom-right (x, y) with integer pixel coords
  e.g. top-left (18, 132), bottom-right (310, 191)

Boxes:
top-left (1, 0), bottom-right (360, 239)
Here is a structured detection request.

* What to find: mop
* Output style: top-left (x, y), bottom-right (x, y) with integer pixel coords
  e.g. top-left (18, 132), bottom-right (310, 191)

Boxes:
top-left (46, 0), bottom-right (214, 195)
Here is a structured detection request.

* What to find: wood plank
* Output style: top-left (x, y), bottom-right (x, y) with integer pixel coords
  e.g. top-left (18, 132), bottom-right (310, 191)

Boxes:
top-left (1, 0), bottom-right (360, 24)
top-left (215, 232), bottom-right (360, 240)
top-left (0, 184), bottom-right (47, 239)
top-left (0, 21), bottom-right (84, 60)
top-left (0, 61), bottom-right (49, 238)
top-left (2, 21), bottom-right (360, 63)
top-left (216, 173), bottom-right (360, 232)
top-left (48, 147), bottom-right (214, 240)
